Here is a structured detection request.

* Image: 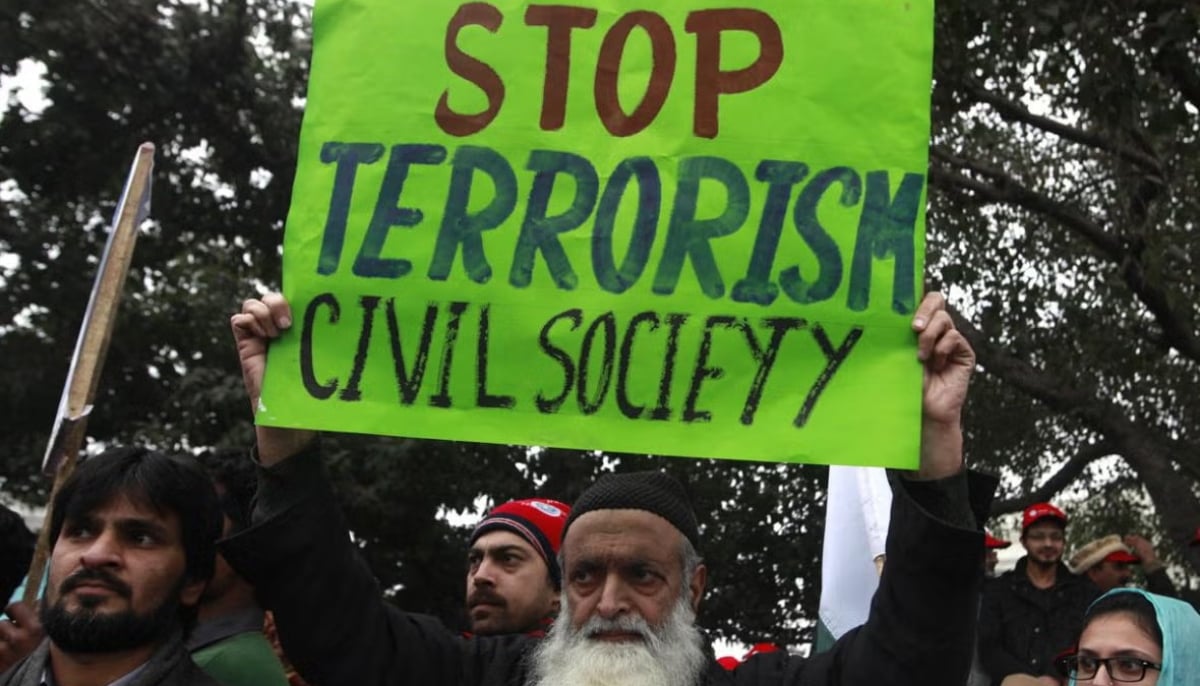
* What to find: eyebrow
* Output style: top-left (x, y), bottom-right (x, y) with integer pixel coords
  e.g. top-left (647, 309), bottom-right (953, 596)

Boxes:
top-left (64, 514), bottom-right (173, 539)
top-left (117, 517), bottom-right (170, 535)
top-left (1077, 649), bottom-right (1158, 660)
top-left (473, 544), bottom-right (530, 558)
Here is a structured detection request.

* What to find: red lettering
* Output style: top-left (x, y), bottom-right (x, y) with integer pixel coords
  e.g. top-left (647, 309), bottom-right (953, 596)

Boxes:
top-left (435, 3), bottom-right (506, 137)
top-left (526, 5), bottom-right (598, 131)
top-left (594, 11), bottom-right (676, 137)
top-left (686, 9), bottom-right (783, 139)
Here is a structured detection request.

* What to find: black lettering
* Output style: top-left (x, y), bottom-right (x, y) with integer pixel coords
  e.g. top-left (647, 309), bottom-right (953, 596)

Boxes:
top-left (536, 309), bottom-right (583, 413)
top-left (340, 296), bottom-right (382, 401)
top-left (475, 305), bottom-right (515, 408)
top-left (650, 313), bottom-right (688, 420)
top-left (794, 325), bottom-right (864, 427)
top-left (683, 315), bottom-right (735, 422)
top-left (430, 301), bottom-right (470, 408)
top-left (616, 311), bottom-right (659, 419)
top-left (300, 293), bottom-right (341, 399)
top-left (739, 317), bottom-right (807, 425)
top-left (385, 300), bottom-right (439, 404)
top-left (577, 311), bottom-right (617, 415)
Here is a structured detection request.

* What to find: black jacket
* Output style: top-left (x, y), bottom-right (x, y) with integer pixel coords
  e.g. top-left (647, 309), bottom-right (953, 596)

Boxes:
top-left (222, 447), bottom-right (984, 686)
top-left (978, 558), bottom-right (1099, 684)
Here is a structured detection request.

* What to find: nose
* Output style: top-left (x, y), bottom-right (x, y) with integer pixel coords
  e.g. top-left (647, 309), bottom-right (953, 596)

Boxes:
top-left (1091, 661), bottom-right (1115, 686)
top-left (594, 574), bottom-right (630, 620)
top-left (472, 557), bottom-right (497, 586)
top-left (78, 530), bottom-right (121, 569)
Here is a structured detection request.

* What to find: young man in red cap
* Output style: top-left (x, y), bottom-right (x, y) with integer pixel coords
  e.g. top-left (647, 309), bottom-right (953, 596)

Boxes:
top-left (978, 502), bottom-right (1098, 686)
top-left (466, 498), bottom-right (569, 636)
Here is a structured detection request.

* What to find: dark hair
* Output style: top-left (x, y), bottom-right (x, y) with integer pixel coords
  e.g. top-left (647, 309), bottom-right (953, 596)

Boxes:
top-left (195, 448), bottom-right (256, 534)
top-left (49, 447), bottom-right (222, 619)
top-left (1081, 592), bottom-right (1163, 648)
top-left (1, 503), bottom-right (35, 602)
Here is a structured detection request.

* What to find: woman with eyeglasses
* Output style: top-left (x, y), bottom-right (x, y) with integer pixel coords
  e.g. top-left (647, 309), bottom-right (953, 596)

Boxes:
top-left (1057, 589), bottom-right (1200, 685)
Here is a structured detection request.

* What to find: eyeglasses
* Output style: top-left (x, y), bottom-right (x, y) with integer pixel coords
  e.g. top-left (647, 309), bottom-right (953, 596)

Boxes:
top-left (1025, 531), bottom-right (1064, 542)
top-left (1056, 655), bottom-right (1162, 682)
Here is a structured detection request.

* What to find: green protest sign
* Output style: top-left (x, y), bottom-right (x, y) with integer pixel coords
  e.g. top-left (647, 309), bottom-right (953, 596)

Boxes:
top-left (258, 0), bottom-right (934, 467)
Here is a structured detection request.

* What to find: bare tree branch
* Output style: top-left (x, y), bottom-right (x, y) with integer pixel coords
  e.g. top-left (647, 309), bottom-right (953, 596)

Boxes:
top-left (991, 441), bottom-right (1118, 514)
top-left (931, 155), bottom-right (1200, 363)
top-left (929, 152), bottom-right (1124, 257)
top-left (949, 306), bottom-right (1200, 483)
top-left (962, 78), bottom-right (1165, 177)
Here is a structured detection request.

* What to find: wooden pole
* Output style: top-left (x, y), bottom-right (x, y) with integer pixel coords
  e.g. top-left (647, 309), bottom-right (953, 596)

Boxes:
top-left (22, 142), bottom-right (155, 605)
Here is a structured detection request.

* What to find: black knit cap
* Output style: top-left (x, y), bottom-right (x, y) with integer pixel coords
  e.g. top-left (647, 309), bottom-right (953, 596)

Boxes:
top-left (563, 471), bottom-right (700, 550)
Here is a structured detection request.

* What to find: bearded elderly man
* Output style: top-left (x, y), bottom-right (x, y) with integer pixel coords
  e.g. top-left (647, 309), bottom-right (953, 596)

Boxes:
top-left (224, 291), bottom-right (983, 686)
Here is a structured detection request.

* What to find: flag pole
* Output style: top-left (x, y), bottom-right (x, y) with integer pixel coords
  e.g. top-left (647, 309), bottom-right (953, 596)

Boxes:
top-left (23, 142), bottom-right (155, 605)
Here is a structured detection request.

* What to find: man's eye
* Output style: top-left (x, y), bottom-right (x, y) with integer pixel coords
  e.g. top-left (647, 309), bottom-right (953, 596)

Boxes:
top-left (65, 524), bottom-right (94, 539)
top-left (130, 531), bottom-right (159, 546)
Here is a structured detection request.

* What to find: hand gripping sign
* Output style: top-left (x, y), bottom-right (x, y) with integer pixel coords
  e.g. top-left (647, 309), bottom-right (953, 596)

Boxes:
top-left (259, 0), bottom-right (935, 467)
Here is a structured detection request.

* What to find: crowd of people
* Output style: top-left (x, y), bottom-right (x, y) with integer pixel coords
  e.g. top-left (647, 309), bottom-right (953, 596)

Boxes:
top-left (0, 290), bottom-right (1195, 686)
top-left (974, 502), bottom-right (1200, 686)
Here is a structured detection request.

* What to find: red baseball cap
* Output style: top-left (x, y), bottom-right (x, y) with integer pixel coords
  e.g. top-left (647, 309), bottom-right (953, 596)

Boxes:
top-left (1102, 549), bottom-right (1140, 564)
top-left (1022, 502), bottom-right (1067, 531)
top-left (985, 531), bottom-right (1012, 549)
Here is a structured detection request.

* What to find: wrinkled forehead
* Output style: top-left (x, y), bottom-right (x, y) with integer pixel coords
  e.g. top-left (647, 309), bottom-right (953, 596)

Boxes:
top-left (561, 509), bottom-right (683, 561)
top-left (62, 490), bottom-right (177, 530)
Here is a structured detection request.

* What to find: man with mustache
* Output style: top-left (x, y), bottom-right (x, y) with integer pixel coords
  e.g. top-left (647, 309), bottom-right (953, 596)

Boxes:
top-left (0, 447), bottom-right (223, 686)
top-left (224, 290), bottom-right (983, 686)
top-left (978, 503), bottom-right (1098, 686)
top-left (465, 499), bottom-right (570, 636)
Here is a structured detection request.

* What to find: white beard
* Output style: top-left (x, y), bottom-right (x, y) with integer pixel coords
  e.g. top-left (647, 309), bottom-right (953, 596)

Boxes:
top-left (529, 593), bottom-right (708, 686)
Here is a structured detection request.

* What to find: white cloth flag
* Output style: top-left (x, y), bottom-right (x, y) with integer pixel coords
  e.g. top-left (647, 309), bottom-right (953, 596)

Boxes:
top-left (818, 466), bottom-right (892, 639)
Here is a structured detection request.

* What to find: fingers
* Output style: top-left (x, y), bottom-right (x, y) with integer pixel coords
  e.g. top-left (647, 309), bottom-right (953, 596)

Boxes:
top-left (926, 326), bottom-right (974, 372)
top-left (261, 292), bottom-right (293, 328)
top-left (231, 294), bottom-right (292, 341)
top-left (0, 602), bottom-right (42, 671)
top-left (911, 291), bottom-right (946, 332)
top-left (916, 310), bottom-right (954, 363)
top-left (2, 603), bottom-right (36, 629)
